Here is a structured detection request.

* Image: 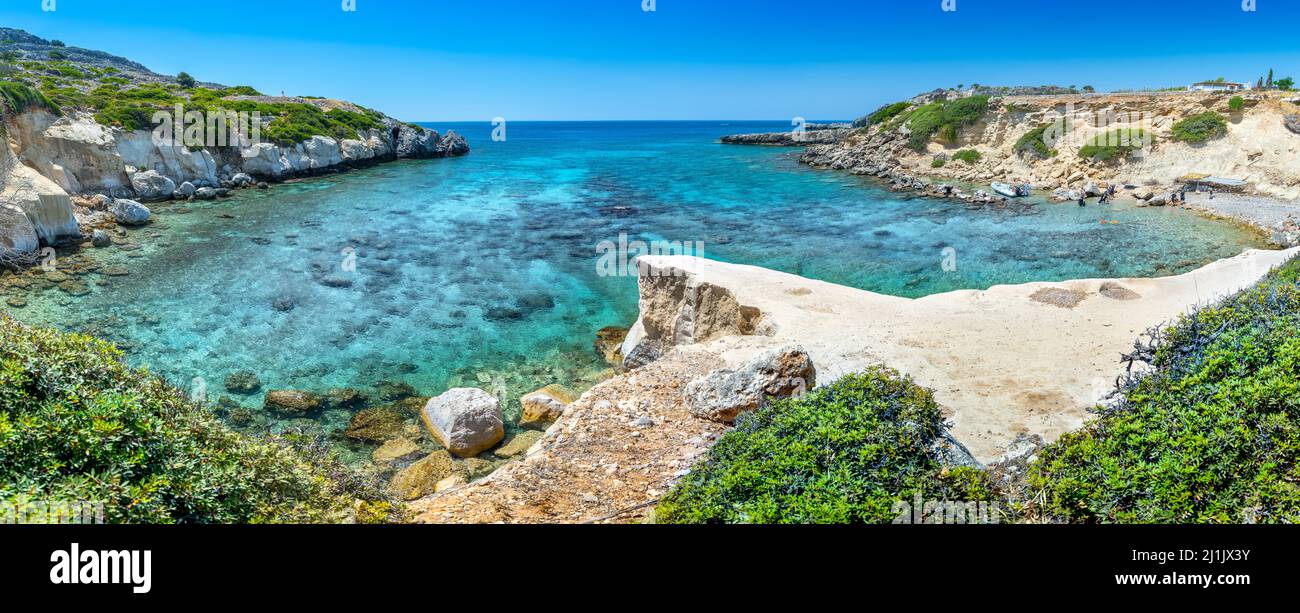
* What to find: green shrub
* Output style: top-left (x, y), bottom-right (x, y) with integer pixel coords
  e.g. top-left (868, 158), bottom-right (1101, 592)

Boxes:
top-left (47, 50), bottom-right (65, 60)
top-left (905, 95), bottom-right (989, 151)
top-left (866, 101), bottom-right (911, 126)
top-left (952, 149), bottom-right (981, 164)
top-left (50, 39), bottom-right (65, 47)
top-left (1015, 121), bottom-right (1065, 158)
top-left (0, 317), bottom-right (395, 523)
top-left (931, 158), bottom-right (945, 168)
top-left (1029, 256), bottom-right (1300, 523)
top-left (1171, 112), bottom-right (1228, 143)
top-left (656, 367), bottom-right (995, 524)
top-left (176, 71), bottom-right (196, 89)
top-left (0, 80), bottom-right (60, 117)
top-left (223, 84), bottom-right (262, 96)
top-left (1228, 96), bottom-right (1245, 112)
top-left (1078, 128), bottom-right (1150, 161)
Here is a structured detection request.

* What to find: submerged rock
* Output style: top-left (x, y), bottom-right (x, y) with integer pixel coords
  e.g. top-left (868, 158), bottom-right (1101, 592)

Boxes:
top-left (420, 388), bottom-right (505, 458)
top-left (90, 229), bottom-right (112, 248)
top-left (224, 370), bottom-right (262, 394)
top-left (263, 390), bottom-right (324, 415)
top-left (109, 199), bottom-right (151, 225)
top-left (345, 406), bottom-right (405, 442)
top-left (684, 345), bottom-right (816, 423)
top-left (372, 437), bottom-right (422, 465)
top-left (494, 430), bottom-right (543, 458)
top-left (593, 326), bottom-right (628, 365)
top-left (387, 451), bottom-right (455, 500)
top-left (519, 384), bottom-right (575, 429)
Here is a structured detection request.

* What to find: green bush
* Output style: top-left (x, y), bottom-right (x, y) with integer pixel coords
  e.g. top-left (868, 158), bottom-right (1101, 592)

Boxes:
top-left (1171, 112), bottom-right (1228, 143)
top-left (1029, 256), bottom-right (1300, 523)
top-left (1228, 96), bottom-right (1245, 112)
top-left (1078, 128), bottom-right (1150, 161)
top-left (905, 95), bottom-right (989, 151)
top-left (1014, 122), bottom-right (1065, 158)
top-left (176, 71), bottom-right (196, 89)
top-left (0, 80), bottom-right (60, 117)
top-left (0, 317), bottom-right (395, 523)
top-left (866, 101), bottom-right (910, 126)
top-left (952, 149), bottom-right (981, 164)
top-left (657, 367), bottom-right (995, 524)
top-left (931, 158), bottom-right (945, 168)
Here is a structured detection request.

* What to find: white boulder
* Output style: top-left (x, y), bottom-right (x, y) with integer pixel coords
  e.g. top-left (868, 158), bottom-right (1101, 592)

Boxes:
top-left (420, 388), bottom-right (505, 457)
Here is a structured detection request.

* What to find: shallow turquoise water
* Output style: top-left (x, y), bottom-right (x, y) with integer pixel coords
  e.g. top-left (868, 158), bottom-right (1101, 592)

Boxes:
top-left (3, 121), bottom-right (1269, 434)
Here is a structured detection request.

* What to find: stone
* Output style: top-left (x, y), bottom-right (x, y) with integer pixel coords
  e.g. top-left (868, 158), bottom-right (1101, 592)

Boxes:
top-left (90, 229), bottom-right (112, 247)
top-left (621, 338), bottom-right (662, 370)
top-left (263, 390), bottom-right (324, 415)
top-left (375, 379), bottom-right (418, 401)
top-left (494, 430), bottom-right (543, 458)
top-left (195, 187), bottom-right (218, 200)
top-left (109, 199), bottom-right (151, 225)
top-left (1099, 282), bottom-right (1141, 301)
top-left (224, 370), bottom-right (262, 394)
top-left (387, 451), bottom-right (455, 500)
top-left (129, 170), bottom-right (175, 201)
top-left (372, 437), bottom-right (422, 465)
top-left (593, 326), bottom-right (628, 365)
top-left (231, 172), bottom-right (254, 187)
top-left (327, 387), bottom-right (368, 410)
top-left (175, 181), bottom-right (196, 198)
top-left (435, 473), bottom-right (468, 493)
top-left (419, 388), bottom-right (505, 458)
top-left (684, 345), bottom-right (816, 423)
top-left (1285, 115), bottom-right (1300, 135)
top-left (1147, 192), bottom-right (1171, 206)
top-left (319, 275), bottom-right (353, 288)
top-left (345, 406), bottom-right (405, 443)
top-left (519, 384), bottom-right (575, 429)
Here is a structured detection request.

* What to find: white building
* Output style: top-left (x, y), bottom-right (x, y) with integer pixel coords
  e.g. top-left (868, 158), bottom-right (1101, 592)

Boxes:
top-left (1188, 81), bottom-right (1248, 92)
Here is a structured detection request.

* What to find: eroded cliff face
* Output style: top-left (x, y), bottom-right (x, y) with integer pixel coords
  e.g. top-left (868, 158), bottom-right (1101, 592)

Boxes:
top-left (0, 107), bottom-right (468, 258)
top-left (804, 91), bottom-right (1300, 199)
top-left (0, 135), bottom-right (78, 256)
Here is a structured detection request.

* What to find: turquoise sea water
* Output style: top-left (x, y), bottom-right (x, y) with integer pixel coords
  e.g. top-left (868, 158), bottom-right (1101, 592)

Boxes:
top-left (2, 121), bottom-right (1269, 441)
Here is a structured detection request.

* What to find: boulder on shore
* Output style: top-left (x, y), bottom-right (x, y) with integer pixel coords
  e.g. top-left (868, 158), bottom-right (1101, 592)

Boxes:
top-left (109, 199), bottom-right (150, 225)
top-left (419, 388), bottom-right (505, 457)
top-left (684, 345), bottom-right (816, 423)
top-left (129, 170), bottom-right (175, 201)
top-left (519, 384), bottom-right (576, 429)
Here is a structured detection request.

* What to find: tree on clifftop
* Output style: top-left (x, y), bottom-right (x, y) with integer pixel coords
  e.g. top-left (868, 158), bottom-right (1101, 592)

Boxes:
top-left (177, 71), bottom-right (196, 88)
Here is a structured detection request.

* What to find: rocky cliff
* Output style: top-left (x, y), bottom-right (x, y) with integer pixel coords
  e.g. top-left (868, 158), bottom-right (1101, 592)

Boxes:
top-left (0, 27), bottom-right (468, 260)
top-left (800, 89), bottom-right (1300, 200)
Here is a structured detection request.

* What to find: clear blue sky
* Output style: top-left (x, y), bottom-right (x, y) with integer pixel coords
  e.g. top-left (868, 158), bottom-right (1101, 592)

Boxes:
top-left (3, 0), bottom-right (1298, 121)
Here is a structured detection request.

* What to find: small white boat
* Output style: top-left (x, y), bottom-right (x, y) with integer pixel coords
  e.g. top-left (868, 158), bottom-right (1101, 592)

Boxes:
top-left (991, 182), bottom-right (1027, 198)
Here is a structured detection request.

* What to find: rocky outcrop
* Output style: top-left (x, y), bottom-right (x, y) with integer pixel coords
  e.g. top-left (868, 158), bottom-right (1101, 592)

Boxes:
top-left (683, 345), bottom-right (816, 423)
top-left (128, 169), bottom-right (175, 201)
top-left (1286, 115), bottom-right (1300, 135)
top-left (624, 258), bottom-right (772, 368)
top-left (0, 143), bottom-right (80, 256)
top-left (519, 385), bottom-right (575, 429)
top-left (720, 128), bottom-right (849, 146)
top-left (419, 388), bottom-right (505, 457)
top-left (388, 451), bottom-right (456, 501)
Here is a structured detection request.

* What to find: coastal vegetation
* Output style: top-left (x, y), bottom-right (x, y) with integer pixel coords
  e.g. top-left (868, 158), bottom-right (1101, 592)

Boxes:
top-left (0, 317), bottom-right (398, 523)
top-left (1078, 128), bottom-right (1149, 161)
top-left (904, 95), bottom-right (990, 151)
top-left (2, 55), bottom-right (385, 146)
top-left (1228, 95), bottom-right (1245, 112)
top-left (1029, 256), bottom-right (1300, 523)
top-left (865, 101), bottom-right (911, 126)
top-left (1170, 111), bottom-right (1228, 144)
top-left (952, 149), bottom-right (981, 164)
top-left (1014, 122), bottom-right (1062, 158)
top-left (656, 367), bottom-right (995, 524)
